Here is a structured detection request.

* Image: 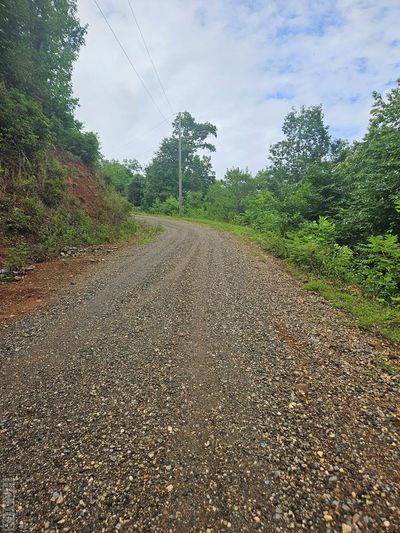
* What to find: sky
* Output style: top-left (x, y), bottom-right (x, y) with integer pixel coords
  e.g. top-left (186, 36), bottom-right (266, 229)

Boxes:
top-left (72, 0), bottom-right (400, 179)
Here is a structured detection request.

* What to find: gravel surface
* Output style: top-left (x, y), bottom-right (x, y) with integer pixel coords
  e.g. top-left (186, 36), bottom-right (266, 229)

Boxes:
top-left (0, 217), bottom-right (399, 532)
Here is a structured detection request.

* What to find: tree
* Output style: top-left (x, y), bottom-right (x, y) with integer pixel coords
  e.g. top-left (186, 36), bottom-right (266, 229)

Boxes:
top-left (222, 168), bottom-right (257, 215)
top-left (269, 105), bottom-right (331, 182)
top-left (0, 0), bottom-right (86, 123)
top-left (204, 182), bottom-right (235, 221)
top-left (101, 159), bottom-right (142, 201)
top-left (337, 82), bottom-right (400, 242)
top-left (143, 112), bottom-right (217, 207)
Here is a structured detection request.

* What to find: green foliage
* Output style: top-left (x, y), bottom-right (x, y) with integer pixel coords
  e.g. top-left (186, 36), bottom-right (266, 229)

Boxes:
top-left (204, 182), bottom-right (235, 221)
top-left (0, 2), bottom-right (99, 175)
top-left (186, 90), bottom-right (400, 308)
top-left (0, 82), bottom-right (53, 167)
top-left (241, 191), bottom-right (282, 233)
top-left (6, 241), bottom-right (31, 269)
top-left (302, 278), bottom-right (400, 343)
top-left (143, 112), bottom-right (217, 207)
top-left (101, 160), bottom-right (134, 195)
top-left (356, 234), bottom-right (400, 303)
top-left (285, 218), bottom-right (354, 282)
top-left (40, 158), bottom-right (67, 206)
top-left (100, 189), bottom-right (133, 226)
top-left (99, 159), bottom-right (144, 207)
top-left (162, 196), bottom-right (180, 215)
top-left (269, 105), bottom-right (330, 182)
top-left (0, 0), bottom-right (145, 271)
top-left (60, 128), bottom-right (100, 169)
top-left (0, 0), bottom-right (86, 122)
top-left (185, 191), bottom-right (205, 217)
top-left (149, 196), bottom-right (180, 215)
top-left (337, 81), bottom-right (400, 242)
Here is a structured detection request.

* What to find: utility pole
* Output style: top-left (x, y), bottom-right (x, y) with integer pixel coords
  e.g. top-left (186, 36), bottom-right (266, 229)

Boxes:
top-left (178, 112), bottom-right (183, 215)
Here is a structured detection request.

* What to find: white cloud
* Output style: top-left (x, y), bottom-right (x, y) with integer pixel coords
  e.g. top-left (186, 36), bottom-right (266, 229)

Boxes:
top-left (72, 0), bottom-right (400, 178)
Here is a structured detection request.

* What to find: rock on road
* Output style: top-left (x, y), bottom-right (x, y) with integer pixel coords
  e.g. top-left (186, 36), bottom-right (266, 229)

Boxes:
top-left (0, 218), bottom-right (399, 532)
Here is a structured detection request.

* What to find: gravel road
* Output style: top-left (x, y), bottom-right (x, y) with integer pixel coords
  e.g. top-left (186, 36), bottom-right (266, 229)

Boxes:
top-left (0, 218), bottom-right (399, 532)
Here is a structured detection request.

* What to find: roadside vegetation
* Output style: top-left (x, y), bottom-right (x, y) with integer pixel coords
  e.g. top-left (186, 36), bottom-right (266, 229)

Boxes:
top-left (0, 1), bottom-right (144, 272)
top-left (131, 83), bottom-right (400, 343)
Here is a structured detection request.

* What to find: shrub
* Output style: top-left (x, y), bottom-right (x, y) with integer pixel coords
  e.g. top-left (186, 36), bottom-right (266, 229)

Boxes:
top-left (0, 83), bottom-right (53, 165)
top-left (6, 241), bottom-right (31, 268)
top-left (162, 196), bottom-right (179, 215)
top-left (285, 217), bottom-right (354, 282)
top-left (241, 191), bottom-right (283, 234)
top-left (149, 196), bottom-right (179, 215)
top-left (356, 233), bottom-right (400, 303)
top-left (40, 159), bottom-right (67, 207)
top-left (185, 191), bottom-right (205, 217)
top-left (101, 189), bottom-right (133, 226)
top-left (57, 125), bottom-right (100, 170)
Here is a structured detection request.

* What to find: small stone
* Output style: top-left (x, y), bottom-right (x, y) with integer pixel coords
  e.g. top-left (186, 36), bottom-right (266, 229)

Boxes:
top-left (166, 484), bottom-right (174, 492)
top-left (342, 525), bottom-right (352, 533)
top-left (295, 383), bottom-right (309, 395)
top-left (324, 513), bottom-right (333, 522)
top-left (56, 494), bottom-right (64, 505)
top-left (317, 451), bottom-right (324, 458)
top-left (383, 521), bottom-right (390, 528)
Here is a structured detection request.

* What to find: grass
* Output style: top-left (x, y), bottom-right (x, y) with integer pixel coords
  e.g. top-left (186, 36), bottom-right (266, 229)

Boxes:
top-left (303, 280), bottom-right (400, 343)
top-left (144, 213), bottom-right (400, 345)
top-left (372, 354), bottom-right (399, 377)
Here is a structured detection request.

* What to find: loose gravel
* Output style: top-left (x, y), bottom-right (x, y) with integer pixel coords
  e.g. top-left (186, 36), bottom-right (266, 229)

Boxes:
top-left (0, 218), bottom-right (399, 532)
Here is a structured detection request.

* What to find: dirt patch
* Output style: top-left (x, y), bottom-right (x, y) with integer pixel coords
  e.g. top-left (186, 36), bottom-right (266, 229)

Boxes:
top-left (0, 243), bottom-right (126, 321)
top-left (57, 151), bottom-right (105, 218)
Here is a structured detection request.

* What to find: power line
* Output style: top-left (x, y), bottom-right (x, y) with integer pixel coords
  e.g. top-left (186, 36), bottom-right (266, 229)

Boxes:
top-left (93, 0), bottom-right (169, 122)
top-left (124, 112), bottom-right (177, 146)
top-left (127, 0), bottom-right (174, 115)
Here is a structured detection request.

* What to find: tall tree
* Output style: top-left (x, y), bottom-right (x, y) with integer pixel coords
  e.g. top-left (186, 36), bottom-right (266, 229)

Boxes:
top-left (269, 105), bottom-right (331, 183)
top-left (338, 81), bottom-right (400, 242)
top-left (143, 112), bottom-right (217, 206)
top-left (0, 0), bottom-right (86, 123)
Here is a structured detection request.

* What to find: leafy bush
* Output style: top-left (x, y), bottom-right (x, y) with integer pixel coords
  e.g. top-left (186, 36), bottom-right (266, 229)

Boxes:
top-left (60, 128), bottom-right (100, 170)
top-left (149, 196), bottom-right (179, 215)
top-left (185, 191), bottom-right (205, 216)
top-left (0, 83), bottom-right (53, 170)
top-left (3, 207), bottom-right (32, 233)
top-left (356, 234), bottom-right (400, 303)
top-left (162, 196), bottom-right (180, 215)
top-left (241, 191), bottom-right (282, 233)
top-left (40, 159), bottom-right (67, 207)
top-left (6, 241), bottom-right (31, 269)
top-left (285, 217), bottom-right (354, 282)
top-left (101, 190), bottom-right (133, 226)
